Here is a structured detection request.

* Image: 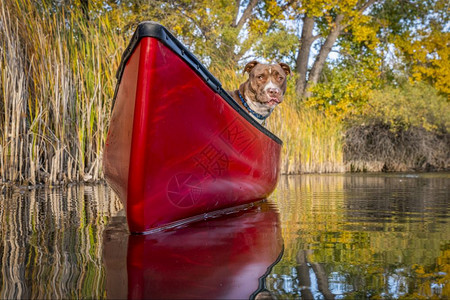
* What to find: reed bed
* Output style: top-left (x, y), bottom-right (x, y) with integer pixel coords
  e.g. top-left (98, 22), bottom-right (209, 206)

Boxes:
top-left (1, 0), bottom-right (126, 186)
top-left (267, 100), bottom-right (345, 174)
top-left (1, 1), bottom-right (345, 187)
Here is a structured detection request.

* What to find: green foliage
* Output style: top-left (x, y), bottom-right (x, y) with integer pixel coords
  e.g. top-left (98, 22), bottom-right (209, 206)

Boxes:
top-left (371, 0), bottom-right (450, 96)
top-left (254, 29), bottom-right (298, 63)
top-left (362, 82), bottom-right (450, 133)
top-left (110, 0), bottom-right (281, 67)
top-left (305, 57), bottom-right (382, 119)
top-left (303, 35), bottom-right (383, 117)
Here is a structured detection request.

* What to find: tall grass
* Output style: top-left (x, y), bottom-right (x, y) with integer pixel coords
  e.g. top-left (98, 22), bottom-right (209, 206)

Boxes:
top-left (268, 100), bottom-right (345, 174)
top-left (1, 0), bottom-right (126, 186)
top-left (1, 1), bottom-right (344, 186)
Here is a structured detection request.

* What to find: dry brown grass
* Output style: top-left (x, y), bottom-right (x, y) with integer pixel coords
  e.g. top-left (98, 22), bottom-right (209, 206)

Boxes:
top-left (344, 124), bottom-right (450, 172)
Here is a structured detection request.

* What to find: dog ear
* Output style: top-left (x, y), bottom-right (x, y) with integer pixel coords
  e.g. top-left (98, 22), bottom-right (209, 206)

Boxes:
top-left (243, 61), bottom-right (259, 75)
top-left (279, 63), bottom-right (291, 76)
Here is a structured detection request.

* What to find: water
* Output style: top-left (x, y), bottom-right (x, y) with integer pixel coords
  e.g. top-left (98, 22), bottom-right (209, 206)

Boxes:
top-left (0, 173), bottom-right (449, 299)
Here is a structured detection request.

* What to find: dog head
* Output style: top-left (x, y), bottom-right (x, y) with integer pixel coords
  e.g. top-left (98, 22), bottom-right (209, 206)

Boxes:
top-left (238, 61), bottom-right (290, 122)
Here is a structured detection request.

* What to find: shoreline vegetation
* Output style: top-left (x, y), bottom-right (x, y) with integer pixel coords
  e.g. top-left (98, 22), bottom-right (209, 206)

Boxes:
top-left (1, 1), bottom-right (449, 188)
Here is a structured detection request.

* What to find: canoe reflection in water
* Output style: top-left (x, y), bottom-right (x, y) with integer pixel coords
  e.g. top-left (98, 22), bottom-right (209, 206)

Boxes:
top-left (103, 201), bottom-right (283, 299)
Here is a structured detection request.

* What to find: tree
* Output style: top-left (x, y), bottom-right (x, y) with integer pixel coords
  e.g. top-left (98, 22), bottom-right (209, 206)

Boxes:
top-left (109, 0), bottom-right (272, 67)
top-left (256, 0), bottom-right (449, 101)
top-left (106, 1), bottom-right (382, 101)
top-left (72, 0), bottom-right (450, 100)
top-left (292, 0), bottom-right (379, 98)
top-left (374, 0), bottom-right (450, 96)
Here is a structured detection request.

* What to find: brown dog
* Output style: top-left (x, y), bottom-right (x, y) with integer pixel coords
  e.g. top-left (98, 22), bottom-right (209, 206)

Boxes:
top-left (229, 61), bottom-right (291, 124)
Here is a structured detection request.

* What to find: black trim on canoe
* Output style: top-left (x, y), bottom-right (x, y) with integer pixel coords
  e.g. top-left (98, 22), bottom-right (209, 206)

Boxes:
top-left (113, 21), bottom-right (283, 145)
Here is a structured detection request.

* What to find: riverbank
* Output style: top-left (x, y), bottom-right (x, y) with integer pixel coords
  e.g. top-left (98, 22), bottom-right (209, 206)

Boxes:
top-left (1, 1), bottom-right (448, 187)
top-left (345, 124), bottom-right (450, 172)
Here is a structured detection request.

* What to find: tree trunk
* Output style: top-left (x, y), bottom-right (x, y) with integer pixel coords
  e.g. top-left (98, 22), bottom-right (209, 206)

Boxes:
top-left (296, 250), bottom-right (314, 300)
top-left (295, 16), bottom-right (315, 97)
top-left (311, 262), bottom-right (335, 299)
top-left (304, 14), bottom-right (344, 98)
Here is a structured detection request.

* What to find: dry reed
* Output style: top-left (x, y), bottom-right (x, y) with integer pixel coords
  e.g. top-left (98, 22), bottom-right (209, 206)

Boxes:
top-left (1, 0), bottom-right (126, 186)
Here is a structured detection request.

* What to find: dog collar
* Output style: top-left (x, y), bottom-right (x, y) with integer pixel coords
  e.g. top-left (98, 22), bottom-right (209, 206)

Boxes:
top-left (237, 91), bottom-right (269, 121)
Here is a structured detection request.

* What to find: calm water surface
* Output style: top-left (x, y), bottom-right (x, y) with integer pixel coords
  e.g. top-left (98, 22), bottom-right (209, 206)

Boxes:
top-left (0, 173), bottom-right (449, 299)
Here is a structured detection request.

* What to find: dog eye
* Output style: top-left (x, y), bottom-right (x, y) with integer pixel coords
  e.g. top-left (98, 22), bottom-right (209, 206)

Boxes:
top-left (257, 75), bottom-right (264, 80)
top-left (278, 76), bottom-right (284, 81)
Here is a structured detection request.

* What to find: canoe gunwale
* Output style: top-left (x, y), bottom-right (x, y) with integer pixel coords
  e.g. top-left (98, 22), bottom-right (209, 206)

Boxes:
top-left (113, 21), bottom-right (283, 146)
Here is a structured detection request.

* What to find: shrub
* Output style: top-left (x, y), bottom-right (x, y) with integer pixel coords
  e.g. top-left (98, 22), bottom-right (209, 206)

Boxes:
top-left (344, 82), bottom-right (450, 172)
top-left (360, 82), bottom-right (450, 133)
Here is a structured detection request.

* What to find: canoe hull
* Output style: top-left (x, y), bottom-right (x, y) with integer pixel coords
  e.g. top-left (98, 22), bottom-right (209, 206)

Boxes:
top-left (103, 22), bottom-right (282, 233)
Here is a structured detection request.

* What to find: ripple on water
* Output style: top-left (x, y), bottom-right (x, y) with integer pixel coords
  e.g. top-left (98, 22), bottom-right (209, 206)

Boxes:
top-left (0, 174), bottom-right (449, 299)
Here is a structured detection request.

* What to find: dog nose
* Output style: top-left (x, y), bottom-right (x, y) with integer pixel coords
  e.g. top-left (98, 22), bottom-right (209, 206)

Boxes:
top-left (268, 88), bottom-right (280, 96)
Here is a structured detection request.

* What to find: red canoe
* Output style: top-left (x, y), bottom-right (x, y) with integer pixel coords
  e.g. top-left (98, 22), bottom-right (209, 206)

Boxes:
top-left (103, 22), bottom-right (282, 233)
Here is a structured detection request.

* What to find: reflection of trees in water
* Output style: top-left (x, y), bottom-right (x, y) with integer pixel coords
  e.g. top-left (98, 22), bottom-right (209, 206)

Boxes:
top-left (269, 174), bottom-right (450, 299)
top-left (1, 175), bottom-right (448, 299)
top-left (344, 174), bottom-right (450, 215)
top-left (296, 250), bottom-right (334, 300)
top-left (0, 185), bottom-right (122, 299)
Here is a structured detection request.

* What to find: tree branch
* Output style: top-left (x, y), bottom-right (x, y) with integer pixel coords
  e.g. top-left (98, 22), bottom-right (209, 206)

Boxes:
top-left (304, 14), bottom-right (344, 98)
top-left (233, 0), bottom-right (242, 27)
top-left (233, 0), bottom-right (259, 30)
top-left (266, 0), bottom-right (296, 30)
top-left (312, 34), bottom-right (322, 42)
top-left (358, 0), bottom-right (378, 13)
